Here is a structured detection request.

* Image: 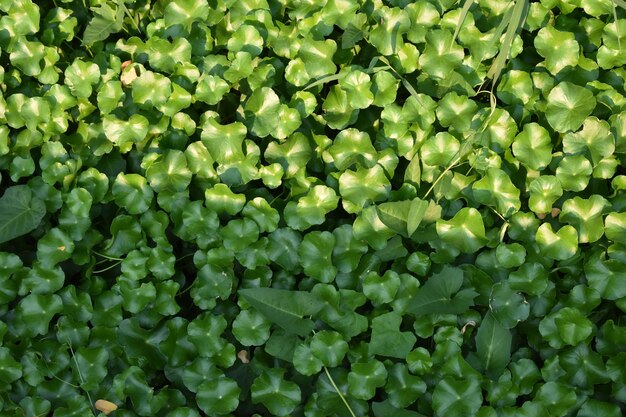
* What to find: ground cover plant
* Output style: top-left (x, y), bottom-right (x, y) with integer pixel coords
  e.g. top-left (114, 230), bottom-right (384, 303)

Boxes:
top-left (1, 0), bottom-right (626, 416)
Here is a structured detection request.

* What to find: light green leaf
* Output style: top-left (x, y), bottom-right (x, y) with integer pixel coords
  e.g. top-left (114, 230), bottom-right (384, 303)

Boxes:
top-left (559, 195), bottom-right (610, 243)
top-left (528, 176), bottom-right (562, 214)
top-left (535, 223), bottom-right (578, 260)
top-left (512, 123), bottom-right (553, 171)
top-left (556, 155), bottom-right (593, 191)
top-left (436, 208), bottom-right (486, 253)
top-left (472, 168), bottom-right (521, 217)
top-left (164, 0), bottom-right (209, 30)
top-left (545, 82), bottom-right (597, 133)
top-left (83, 3), bottom-right (124, 46)
top-left (339, 165), bottom-right (391, 214)
top-left (376, 198), bottom-right (429, 237)
top-left (534, 26), bottom-right (579, 74)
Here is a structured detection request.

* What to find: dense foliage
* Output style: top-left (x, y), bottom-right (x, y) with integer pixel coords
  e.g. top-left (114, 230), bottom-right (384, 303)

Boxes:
top-left (1, 0), bottom-right (626, 416)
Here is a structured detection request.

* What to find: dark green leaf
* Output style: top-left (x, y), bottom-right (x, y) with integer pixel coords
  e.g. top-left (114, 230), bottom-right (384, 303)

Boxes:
top-left (238, 288), bottom-right (324, 336)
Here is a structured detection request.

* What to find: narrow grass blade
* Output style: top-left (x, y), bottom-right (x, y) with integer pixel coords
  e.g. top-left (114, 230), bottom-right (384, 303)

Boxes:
top-left (451, 0), bottom-right (477, 49)
top-left (486, 0), bottom-right (529, 85)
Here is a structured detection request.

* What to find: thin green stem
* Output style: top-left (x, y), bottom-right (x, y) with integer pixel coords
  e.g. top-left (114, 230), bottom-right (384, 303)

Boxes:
top-left (92, 260), bottom-right (122, 274)
top-left (91, 250), bottom-right (124, 261)
top-left (175, 252), bottom-right (195, 264)
top-left (323, 366), bottom-right (357, 417)
top-left (65, 337), bottom-right (95, 412)
top-left (119, 2), bottom-right (141, 34)
top-left (611, 0), bottom-right (622, 50)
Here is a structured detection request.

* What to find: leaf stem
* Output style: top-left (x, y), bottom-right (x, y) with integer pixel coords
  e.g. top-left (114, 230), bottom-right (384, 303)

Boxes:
top-left (92, 260), bottom-right (122, 274)
top-left (65, 337), bottom-right (95, 413)
top-left (119, 2), bottom-right (141, 34)
top-left (323, 366), bottom-right (357, 417)
top-left (91, 250), bottom-right (124, 261)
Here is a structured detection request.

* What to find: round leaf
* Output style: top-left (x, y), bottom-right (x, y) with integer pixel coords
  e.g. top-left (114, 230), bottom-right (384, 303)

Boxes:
top-left (545, 82), bottom-right (596, 133)
top-left (347, 360), bottom-right (388, 400)
top-left (196, 376), bottom-right (241, 415)
top-left (251, 369), bottom-right (301, 416)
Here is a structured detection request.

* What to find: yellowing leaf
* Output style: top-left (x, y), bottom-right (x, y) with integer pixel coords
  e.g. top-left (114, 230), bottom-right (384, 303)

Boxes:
top-left (95, 399), bottom-right (118, 415)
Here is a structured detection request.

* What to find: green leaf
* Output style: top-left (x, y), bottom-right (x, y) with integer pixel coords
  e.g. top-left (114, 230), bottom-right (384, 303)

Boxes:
top-left (112, 173), bottom-right (153, 215)
top-left (197, 376), bottom-right (241, 415)
top-left (495, 243), bottom-right (527, 269)
top-left (348, 360), bottom-right (388, 400)
top-left (436, 208), bottom-right (486, 253)
top-left (284, 185), bottom-right (340, 231)
top-left (472, 312), bottom-right (511, 377)
top-left (232, 309), bottom-right (271, 346)
top-left (419, 29), bottom-right (464, 80)
top-left (489, 281), bottom-right (529, 326)
top-left (16, 293), bottom-right (63, 337)
top-left (605, 212), bottom-right (626, 245)
top-left (10, 38), bottom-right (46, 76)
top-left (534, 26), bottom-right (579, 74)
top-left (310, 330), bottom-right (349, 367)
top-left (244, 87), bottom-right (281, 138)
top-left (64, 59), bottom-right (100, 99)
top-left (0, 347), bottom-right (22, 383)
top-left (238, 288), bottom-right (324, 336)
top-left (385, 363), bottom-right (426, 408)
top-left (553, 307), bottom-right (594, 346)
top-left (339, 165), bottom-right (391, 214)
top-left (436, 92), bottom-right (478, 133)
top-left (190, 263), bottom-right (233, 310)
top-left (556, 155), bottom-right (593, 191)
top-left (563, 117), bottom-right (614, 166)
top-left (299, 231), bottom-right (337, 283)
top-left (528, 176), bottom-right (562, 214)
top-left (535, 381), bottom-right (577, 415)
top-left (545, 82), bottom-right (597, 133)
top-left (221, 218), bottom-right (260, 253)
top-left (339, 68), bottom-right (374, 109)
top-left (251, 375), bottom-right (300, 417)
top-left (83, 3), bottom-right (124, 46)
top-left (407, 266), bottom-right (477, 316)
top-left (585, 254), bottom-right (626, 300)
top-left (293, 342), bottom-right (324, 376)
top-left (372, 70), bottom-right (400, 107)
top-left (472, 168), bottom-right (521, 217)
top-left (132, 71), bottom-right (172, 109)
top-left (327, 128), bottom-right (377, 171)
top-left (146, 150), bottom-right (192, 193)
top-left (0, 185), bottom-right (46, 244)
top-left (369, 311), bottom-right (417, 359)
top-left (577, 399), bottom-right (622, 417)
top-left (559, 195), bottom-right (610, 243)
top-left (432, 377), bottom-right (482, 417)
top-left (103, 114), bottom-right (149, 153)
top-left (512, 122), bottom-right (553, 171)
top-left (421, 132), bottom-right (460, 167)
top-left (298, 38), bottom-right (337, 79)
top-left (536, 223), bottom-right (579, 260)
top-left (363, 270), bottom-right (401, 305)
top-left (376, 198), bottom-right (429, 237)
top-left (164, 0), bottom-right (210, 29)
